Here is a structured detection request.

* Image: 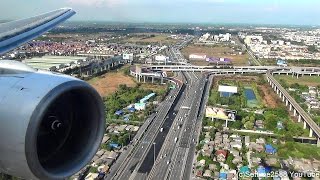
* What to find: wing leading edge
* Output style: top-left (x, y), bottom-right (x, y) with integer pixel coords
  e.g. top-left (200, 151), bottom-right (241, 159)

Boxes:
top-left (0, 8), bottom-right (76, 55)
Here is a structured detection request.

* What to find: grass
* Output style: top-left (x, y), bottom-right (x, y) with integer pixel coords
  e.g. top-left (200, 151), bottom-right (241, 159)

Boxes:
top-left (181, 44), bottom-right (249, 66)
top-left (276, 141), bottom-right (320, 160)
top-left (274, 75), bottom-right (320, 87)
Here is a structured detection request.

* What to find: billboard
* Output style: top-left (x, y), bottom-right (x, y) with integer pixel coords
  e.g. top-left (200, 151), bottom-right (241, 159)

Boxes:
top-left (205, 106), bottom-right (236, 120)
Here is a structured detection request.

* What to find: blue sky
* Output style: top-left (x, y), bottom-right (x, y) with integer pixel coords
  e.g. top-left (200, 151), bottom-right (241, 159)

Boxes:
top-left (1, 0), bottom-right (320, 25)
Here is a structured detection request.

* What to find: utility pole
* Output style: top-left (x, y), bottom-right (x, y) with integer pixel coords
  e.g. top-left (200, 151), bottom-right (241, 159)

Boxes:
top-left (153, 142), bottom-right (156, 164)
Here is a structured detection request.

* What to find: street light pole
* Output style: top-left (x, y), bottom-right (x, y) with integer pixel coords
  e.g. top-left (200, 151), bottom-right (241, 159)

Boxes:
top-left (153, 142), bottom-right (156, 164)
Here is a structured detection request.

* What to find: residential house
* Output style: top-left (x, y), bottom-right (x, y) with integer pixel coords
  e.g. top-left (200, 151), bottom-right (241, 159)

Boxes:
top-left (255, 120), bottom-right (264, 129)
top-left (209, 164), bottom-right (217, 171)
top-left (219, 171), bottom-right (227, 180)
top-left (227, 170), bottom-right (237, 180)
top-left (203, 170), bottom-right (213, 178)
top-left (85, 173), bottom-right (99, 180)
top-left (96, 150), bottom-right (105, 157)
top-left (249, 142), bottom-right (264, 152)
top-left (232, 156), bottom-right (243, 165)
top-left (229, 149), bottom-right (240, 157)
top-left (216, 150), bottom-right (228, 162)
top-left (230, 141), bottom-right (242, 150)
top-left (252, 157), bottom-right (261, 165)
top-left (256, 138), bottom-right (266, 145)
top-left (199, 159), bottom-right (206, 166)
top-left (266, 158), bottom-right (278, 166)
top-left (102, 135), bottom-right (110, 144)
top-left (196, 167), bottom-right (204, 177)
top-left (265, 144), bottom-right (277, 154)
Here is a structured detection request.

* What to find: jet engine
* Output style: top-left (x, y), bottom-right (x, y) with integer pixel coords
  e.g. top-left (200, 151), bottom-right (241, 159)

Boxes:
top-left (0, 60), bottom-right (105, 180)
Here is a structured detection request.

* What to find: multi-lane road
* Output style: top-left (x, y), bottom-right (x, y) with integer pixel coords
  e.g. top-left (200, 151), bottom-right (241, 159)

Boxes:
top-left (108, 74), bottom-right (185, 180)
top-left (135, 71), bottom-right (210, 180)
top-left (109, 71), bottom-right (209, 180)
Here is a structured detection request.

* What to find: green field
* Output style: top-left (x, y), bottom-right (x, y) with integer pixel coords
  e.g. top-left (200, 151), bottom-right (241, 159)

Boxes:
top-left (275, 75), bottom-right (320, 87)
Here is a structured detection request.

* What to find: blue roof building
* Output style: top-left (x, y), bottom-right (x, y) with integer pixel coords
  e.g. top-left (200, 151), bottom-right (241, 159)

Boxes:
top-left (115, 110), bottom-right (124, 116)
top-left (123, 114), bottom-right (131, 121)
top-left (128, 107), bottom-right (136, 113)
top-left (139, 93), bottom-right (156, 103)
top-left (265, 144), bottom-right (277, 154)
top-left (109, 143), bottom-right (120, 149)
top-left (240, 166), bottom-right (250, 175)
top-left (257, 166), bottom-right (266, 178)
top-left (219, 172), bottom-right (227, 180)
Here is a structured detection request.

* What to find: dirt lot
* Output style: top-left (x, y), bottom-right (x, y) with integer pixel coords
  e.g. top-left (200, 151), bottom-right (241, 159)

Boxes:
top-left (122, 33), bottom-right (178, 45)
top-left (258, 84), bottom-right (279, 108)
top-left (88, 72), bottom-right (136, 97)
top-left (181, 45), bottom-right (249, 66)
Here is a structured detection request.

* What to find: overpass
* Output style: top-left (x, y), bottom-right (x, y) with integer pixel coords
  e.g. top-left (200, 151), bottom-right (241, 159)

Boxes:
top-left (266, 71), bottom-right (320, 146)
top-left (147, 65), bottom-right (320, 77)
top-left (131, 65), bottom-right (320, 146)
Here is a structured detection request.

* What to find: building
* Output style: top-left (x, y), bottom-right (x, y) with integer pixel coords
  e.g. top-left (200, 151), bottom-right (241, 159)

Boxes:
top-left (135, 102), bottom-right (146, 110)
top-left (140, 93), bottom-right (156, 103)
top-left (216, 150), bottom-right (228, 162)
top-left (189, 53), bottom-right (207, 60)
top-left (154, 55), bottom-right (169, 63)
top-left (265, 144), bottom-right (277, 154)
top-left (123, 53), bottom-right (134, 61)
top-left (218, 85), bottom-right (238, 97)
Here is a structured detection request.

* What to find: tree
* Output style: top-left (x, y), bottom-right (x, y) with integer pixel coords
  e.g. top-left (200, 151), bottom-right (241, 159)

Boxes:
top-left (244, 121), bottom-right (254, 130)
top-left (308, 45), bottom-right (318, 53)
top-left (230, 121), bottom-right (242, 129)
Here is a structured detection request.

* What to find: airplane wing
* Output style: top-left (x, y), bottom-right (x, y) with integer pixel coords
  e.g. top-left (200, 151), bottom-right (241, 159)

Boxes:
top-left (0, 8), bottom-right (76, 55)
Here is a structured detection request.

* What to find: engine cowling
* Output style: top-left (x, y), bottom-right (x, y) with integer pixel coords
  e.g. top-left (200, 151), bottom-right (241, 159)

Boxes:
top-left (0, 60), bottom-right (105, 180)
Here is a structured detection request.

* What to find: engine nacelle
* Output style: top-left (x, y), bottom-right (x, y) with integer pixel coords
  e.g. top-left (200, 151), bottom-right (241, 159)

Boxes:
top-left (0, 60), bottom-right (105, 179)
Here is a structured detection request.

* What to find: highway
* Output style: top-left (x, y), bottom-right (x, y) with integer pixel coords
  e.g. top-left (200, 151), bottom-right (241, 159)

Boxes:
top-left (167, 73), bottom-right (209, 180)
top-left (110, 74), bottom-right (186, 180)
top-left (147, 71), bottom-right (210, 180)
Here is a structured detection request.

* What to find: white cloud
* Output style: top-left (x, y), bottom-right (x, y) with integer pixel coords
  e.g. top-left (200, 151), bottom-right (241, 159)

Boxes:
top-left (67, 0), bottom-right (125, 7)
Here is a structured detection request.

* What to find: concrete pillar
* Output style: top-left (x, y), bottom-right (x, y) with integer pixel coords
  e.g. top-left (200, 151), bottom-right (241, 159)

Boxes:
top-left (225, 120), bottom-right (228, 128)
top-left (152, 77), bottom-right (154, 84)
top-left (298, 115), bottom-right (301, 122)
top-left (289, 104), bottom-right (292, 111)
top-left (309, 128), bottom-right (313, 138)
top-left (286, 100), bottom-right (289, 106)
top-left (303, 121), bottom-right (307, 129)
top-left (143, 76), bottom-right (146, 83)
top-left (317, 138), bottom-right (320, 147)
top-left (274, 86), bottom-right (277, 91)
top-left (293, 109), bottom-right (296, 116)
top-left (138, 75), bottom-right (141, 82)
top-left (282, 95), bottom-right (285, 102)
top-left (161, 77), bottom-right (164, 84)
